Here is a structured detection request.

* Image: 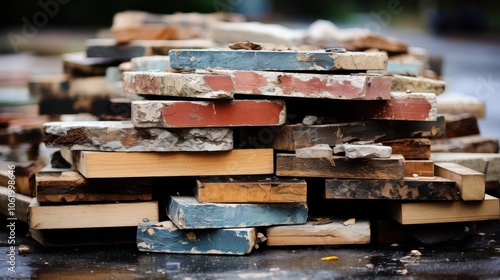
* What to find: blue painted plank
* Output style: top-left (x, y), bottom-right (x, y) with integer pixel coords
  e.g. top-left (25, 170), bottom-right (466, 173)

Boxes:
top-left (131, 56), bottom-right (170, 71)
top-left (169, 49), bottom-right (387, 71)
top-left (137, 221), bottom-right (255, 255)
top-left (167, 196), bottom-right (308, 229)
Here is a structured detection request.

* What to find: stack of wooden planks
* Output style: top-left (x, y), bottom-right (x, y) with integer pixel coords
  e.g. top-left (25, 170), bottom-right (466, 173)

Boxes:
top-left (0, 10), bottom-right (495, 253)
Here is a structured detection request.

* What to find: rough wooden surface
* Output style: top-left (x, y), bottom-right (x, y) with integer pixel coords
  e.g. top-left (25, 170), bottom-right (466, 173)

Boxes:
top-left (0, 161), bottom-right (44, 197)
top-left (131, 56), bottom-right (170, 71)
top-left (276, 154), bottom-right (405, 179)
top-left (167, 196), bottom-right (308, 229)
top-left (441, 113), bottom-right (480, 139)
top-left (325, 177), bottom-right (459, 200)
top-left (131, 100), bottom-right (286, 128)
top-left (137, 221), bottom-right (256, 255)
top-left (382, 138), bottom-right (431, 159)
top-left (266, 219), bottom-right (370, 246)
top-left (431, 152), bottom-right (500, 182)
top-left (169, 49), bottom-right (388, 71)
top-left (67, 149), bottom-right (274, 178)
top-left (389, 194), bottom-right (500, 225)
top-left (28, 200), bottom-right (159, 229)
top-left (207, 70), bottom-right (392, 100)
top-left (431, 135), bottom-right (499, 153)
top-left (391, 74), bottom-right (446, 95)
top-left (437, 93), bottom-right (486, 119)
top-left (122, 71), bottom-right (234, 99)
top-left (62, 52), bottom-right (121, 77)
top-left (434, 162), bottom-right (485, 201)
top-left (36, 171), bottom-right (152, 203)
top-left (42, 121), bottom-right (233, 152)
top-left (86, 38), bottom-right (215, 59)
top-left (404, 160), bottom-right (434, 177)
top-left (196, 176), bottom-right (307, 203)
top-left (270, 116), bottom-right (445, 151)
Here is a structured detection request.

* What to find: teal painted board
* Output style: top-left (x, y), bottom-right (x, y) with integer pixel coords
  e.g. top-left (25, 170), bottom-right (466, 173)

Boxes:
top-left (167, 196), bottom-right (308, 229)
top-left (169, 49), bottom-right (387, 71)
top-left (137, 221), bottom-right (256, 255)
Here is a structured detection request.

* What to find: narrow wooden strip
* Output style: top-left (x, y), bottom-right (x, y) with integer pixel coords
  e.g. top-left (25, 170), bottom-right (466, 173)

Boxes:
top-left (276, 154), bottom-right (405, 179)
top-left (131, 100), bottom-right (286, 128)
top-left (68, 149), bottom-right (274, 178)
top-left (167, 196), bottom-right (308, 229)
top-left (391, 74), bottom-right (446, 95)
top-left (137, 221), bottom-right (255, 255)
top-left (324, 177), bottom-right (459, 200)
top-left (431, 152), bottom-right (500, 182)
top-left (266, 219), bottom-right (370, 246)
top-left (169, 49), bottom-right (388, 71)
top-left (442, 113), bottom-right (480, 138)
top-left (196, 176), bottom-right (307, 203)
top-left (36, 171), bottom-right (152, 203)
top-left (382, 138), bottom-right (431, 160)
top-left (404, 160), bottom-right (434, 177)
top-left (431, 135), bottom-right (499, 153)
top-left (28, 200), bottom-right (159, 229)
top-left (434, 162), bottom-right (485, 201)
top-left (389, 194), bottom-right (500, 225)
top-left (42, 121), bottom-right (233, 152)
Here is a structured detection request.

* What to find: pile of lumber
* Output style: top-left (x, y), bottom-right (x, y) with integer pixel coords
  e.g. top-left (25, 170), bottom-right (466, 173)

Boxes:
top-left (1, 10), bottom-right (499, 253)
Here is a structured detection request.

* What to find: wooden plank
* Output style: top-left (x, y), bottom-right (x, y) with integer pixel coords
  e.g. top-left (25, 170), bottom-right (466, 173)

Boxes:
top-left (266, 219), bottom-right (370, 246)
top-left (131, 56), bottom-right (170, 71)
top-left (122, 71), bottom-right (234, 99)
top-left (431, 135), bottom-right (499, 153)
top-left (268, 116), bottom-right (445, 151)
top-left (167, 196), bottom-right (308, 229)
top-left (86, 38), bottom-right (215, 59)
top-left (324, 177), bottom-right (459, 200)
top-left (442, 113), bottom-right (480, 139)
top-left (0, 186), bottom-right (33, 222)
top-left (131, 100), bottom-right (286, 128)
top-left (431, 152), bottom-right (500, 182)
top-left (206, 70), bottom-right (392, 100)
top-left (36, 171), bottom-right (152, 203)
top-left (0, 161), bottom-right (44, 197)
top-left (28, 200), bottom-right (159, 229)
top-left (67, 149), bottom-right (274, 178)
top-left (28, 74), bottom-right (69, 98)
top-left (404, 160), bottom-right (434, 177)
top-left (276, 154), bottom-right (405, 179)
top-left (30, 227), bottom-right (136, 247)
top-left (196, 176), bottom-right (307, 203)
top-left (437, 92), bottom-right (486, 119)
top-left (391, 74), bottom-right (446, 95)
top-left (62, 52), bottom-right (121, 77)
top-left (137, 221), bottom-right (255, 255)
top-left (169, 49), bottom-right (388, 71)
top-left (42, 121), bottom-right (233, 152)
top-left (382, 138), bottom-right (431, 159)
top-left (434, 162), bottom-right (485, 201)
top-left (389, 194), bottom-right (500, 225)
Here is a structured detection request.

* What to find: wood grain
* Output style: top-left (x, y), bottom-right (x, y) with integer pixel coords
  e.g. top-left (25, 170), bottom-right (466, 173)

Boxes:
top-left (434, 162), bottom-right (485, 201)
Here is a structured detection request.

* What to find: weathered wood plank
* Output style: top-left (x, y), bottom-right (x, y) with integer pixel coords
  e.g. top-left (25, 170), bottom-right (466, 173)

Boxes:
top-left (0, 186), bottom-right (33, 222)
top-left (66, 149), bottom-right (274, 178)
top-left (131, 100), bottom-right (286, 128)
top-left (441, 113), bottom-right (480, 139)
top-left (434, 162), bottom-right (485, 201)
top-left (42, 121), bottom-right (233, 152)
top-left (268, 116), bottom-right (445, 151)
top-left (137, 221), bottom-right (256, 255)
top-left (404, 160), bottom-right (434, 177)
top-left (167, 196), bottom-right (308, 229)
top-left (169, 49), bottom-right (388, 71)
top-left (196, 176), bottom-right (307, 203)
top-left (324, 177), bottom-right (459, 200)
top-left (0, 161), bottom-right (44, 197)
top-left (266, 219), bottom-right (370, 246)
top-left (36, 171), bottom-right (152, 203)
top-left (207, 70), bottom-right (392, 100)
top-left (389, 194), bottom-right (500, 225)
top-left (122, 71), bottom-right (234, 99)
top-left (431, 135), bottom-right (499, 153)
top-left (276, 154), bottom-right (405, 179)
top-left (86, 38), bottom-right (215, 59)
top-left (131, 56), bottom-right (170, 71)
top-left (382, 138), bottom-right (431, 159)
top-left (391, 74), bottom-right (446, 95)
top-left (437, 92), bottom-right (486, 119)
top-left (28, 200), bottom-right (159, 229)
top-left (62, 52), bottom-right (121, 77)
top-left (431, 152), bottom-right (500, 182)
